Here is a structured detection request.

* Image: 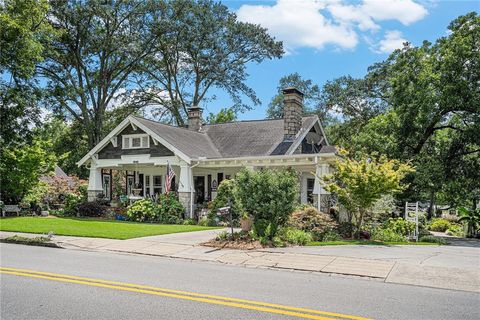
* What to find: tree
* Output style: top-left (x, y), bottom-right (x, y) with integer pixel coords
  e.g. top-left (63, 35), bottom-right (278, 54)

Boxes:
top-left (138, 0), bottom-right (283, 125)
top-left (40, 0), bottom-right (158, 148)
top-left (458, 207), bottom-right (480, 237)
top-left (234, 168), bottom-right (298, 241)
top-left (205, 108), bottom-right (237, 124)
top-left (0, 140), bottom-right (56, 203)
top-left (0, 0), bottom-right (55, 147)
top-left (267, 73), bottom-right (326, 120)
top-left (323, 150), bottom-right (414, 237)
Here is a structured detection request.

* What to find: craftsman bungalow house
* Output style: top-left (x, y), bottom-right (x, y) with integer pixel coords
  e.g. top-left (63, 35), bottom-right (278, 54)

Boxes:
top-left (77, 88), bottom-right (336, 217)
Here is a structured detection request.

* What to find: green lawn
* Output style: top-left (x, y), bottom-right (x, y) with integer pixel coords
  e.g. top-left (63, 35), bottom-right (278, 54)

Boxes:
top-left (0, 217), bottom-right (220, 240)
top-left (307, 240), bottom-right (438, 246)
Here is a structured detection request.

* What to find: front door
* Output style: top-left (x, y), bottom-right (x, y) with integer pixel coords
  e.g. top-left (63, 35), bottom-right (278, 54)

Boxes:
top-left (194, 176), bottom-right (205, 204)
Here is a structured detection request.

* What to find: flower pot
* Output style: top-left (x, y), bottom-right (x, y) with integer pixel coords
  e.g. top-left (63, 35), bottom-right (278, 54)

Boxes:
top-left (240, 217), bottom-right (252, 232)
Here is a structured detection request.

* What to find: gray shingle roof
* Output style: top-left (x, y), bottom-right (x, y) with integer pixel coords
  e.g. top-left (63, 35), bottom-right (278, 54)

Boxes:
top-left (133, 115), bottom-right (325, 159)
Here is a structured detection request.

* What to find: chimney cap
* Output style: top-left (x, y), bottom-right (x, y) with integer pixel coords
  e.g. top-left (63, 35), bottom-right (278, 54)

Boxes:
top-left (188, 105), bottom-right (203, 111)
top-left (282, 87), bottom-right (304, 96)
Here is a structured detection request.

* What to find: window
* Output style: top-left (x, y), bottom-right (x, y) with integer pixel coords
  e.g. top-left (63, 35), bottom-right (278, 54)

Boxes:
top-left (122, 134), bottom-right (150, 149)
top-left (153, 175), bottom-right (162, 195)
top-left (307, 178), bottom-right (315, 204)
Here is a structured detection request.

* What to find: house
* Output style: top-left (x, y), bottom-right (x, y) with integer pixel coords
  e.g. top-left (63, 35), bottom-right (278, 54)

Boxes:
top-left (77, 88), bottom-right (337, 217)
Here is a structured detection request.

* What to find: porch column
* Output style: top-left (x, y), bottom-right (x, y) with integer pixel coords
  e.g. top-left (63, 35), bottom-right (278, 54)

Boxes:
top-left (313, 163), bottom-right (330, 212)
top-left (178, 162), bottom-right (194, 218)
top-left (87, 165), bottom-right (103, 201)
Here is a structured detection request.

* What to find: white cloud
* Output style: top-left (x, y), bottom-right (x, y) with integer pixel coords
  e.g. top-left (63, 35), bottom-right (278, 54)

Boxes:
top-left (236, 0), bottom-right (427, 53)
top-left (237, 0), bottom-right (358, 52)
top-left (375, 30), bottom-right (408, 53)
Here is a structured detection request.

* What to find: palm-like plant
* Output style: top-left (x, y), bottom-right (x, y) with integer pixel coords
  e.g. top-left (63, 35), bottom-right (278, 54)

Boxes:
top-left (458, 207), bottom-right (480, 237)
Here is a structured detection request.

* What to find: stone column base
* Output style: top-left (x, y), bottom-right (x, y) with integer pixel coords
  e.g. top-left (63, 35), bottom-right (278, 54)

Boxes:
top-left (87, 190), bottom-right (103, 202)
top-left (178, 192), bottom-right (191, 218)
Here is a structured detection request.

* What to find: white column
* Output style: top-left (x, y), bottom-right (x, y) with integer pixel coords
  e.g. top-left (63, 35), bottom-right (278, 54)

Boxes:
top-left (313, 163), bottom-right (330, 211)
top-left (87, 165), bottom-right (103, 201)
top-left (178, 162), bottom-right (194, 218)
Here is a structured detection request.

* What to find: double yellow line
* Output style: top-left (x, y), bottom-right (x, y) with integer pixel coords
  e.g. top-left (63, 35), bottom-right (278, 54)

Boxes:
top-left (0, 267), bottom-right (371, 320)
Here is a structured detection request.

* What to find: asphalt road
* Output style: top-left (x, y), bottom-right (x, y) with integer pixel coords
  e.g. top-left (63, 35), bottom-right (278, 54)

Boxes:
top-left (1, 243), bottom-right (479, 320)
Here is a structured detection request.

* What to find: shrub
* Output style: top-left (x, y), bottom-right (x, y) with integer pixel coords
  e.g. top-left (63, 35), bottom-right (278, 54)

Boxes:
top-left (126, 199), bottom-right (158, 222)
top-left (183, 219), bottom-right (197, 225)
top-left (209, 179), bottom-right (242, 222)
top-left (199, 217), bottom-right (217, 226)
top-left (427, 218), bottom-right (452, 232)
top-left (64, 193), bottom-right (83, 216)
top-left (277, 227), bottom-right (313, 245)
top-left (370, 227), bottom-right (407, 242)
top-left (288, 206), bottom-right (338, 241)
top-left (336, 221), bottom-right (355, 238)
top-left (234, 168), bottom-right (298, 240)
top-left (157, 193), bottom-right (185, 217)
top-left (446, 224), bottom-right (464, 237)
top-left (382, 218), bottom-right (415, 236)
top-left (419, 235), bottom-right (447, 245)
top-left (321, 229), bottom-right (342, 241)
top-left (76, 201), bottom-right (106, 217)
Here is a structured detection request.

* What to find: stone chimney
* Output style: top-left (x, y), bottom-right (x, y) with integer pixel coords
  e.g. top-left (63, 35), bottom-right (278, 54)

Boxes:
top-left (187, 106), bottom-right (203, 131)
top-left (283, 87), bottom-right (304, 141)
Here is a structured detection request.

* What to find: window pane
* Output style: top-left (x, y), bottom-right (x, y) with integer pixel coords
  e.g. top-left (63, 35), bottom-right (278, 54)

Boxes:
top-left (153, 175), bottom-right (162, 186)
top-left (132, 137), bottom-right (141, 147)
top-left (123, 137), bottom-right (129, 149)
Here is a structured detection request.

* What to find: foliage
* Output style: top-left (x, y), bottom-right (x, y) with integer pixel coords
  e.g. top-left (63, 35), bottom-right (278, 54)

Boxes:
top-left (323, 150), bottom-right (414, 237)
top-left (458, 207), bottom-right (480, 237)
top-left (427, 218), bottom-right (453, 232)
top-left (336, 221), bottom-right (356, 239)
top-left (157, 193), bottom-right (185, 218)
top-left (369, 227), bottom-right (408, 242)
top-left (138, 0), bottom-right (283, 125)
top-left (126, 196), bottom-right (184, 224)
top-left (126, 199), bottom-right (159, 223)
top-left (76, 201), bottom-right (106, 217)
top-left (445, 224), bottom-right (464, 237)
top-left (418, 235), bottom-right (447, 245)
top-left (205, 108), bottom-right (237, 124)
top-left (0, 139), bottom-right (56, 203)
top-left (234, 168), bottom-right (298, 240)
top-left (182, 219), bottom-right (196, 226)
top-left (277, 227), bottom-right (313, 246)
top-left (382, 218), bottom-right (416, 236)
top-left (267, 72), bottom-right (329, 122)
top-left (288, 206), bottom-right (338, 241)
top-left (0, 0), bottom-right (57, 147)
top-left (209, 179), bottom-right (242, 222)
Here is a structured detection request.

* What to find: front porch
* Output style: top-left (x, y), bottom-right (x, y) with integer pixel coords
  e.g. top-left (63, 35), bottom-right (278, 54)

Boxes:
top-left (87, 154), bottom-right (334, 218)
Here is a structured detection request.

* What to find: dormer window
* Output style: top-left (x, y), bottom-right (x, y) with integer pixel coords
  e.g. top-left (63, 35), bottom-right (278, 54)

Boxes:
top-left (122, 134), bottom-right (150, 149)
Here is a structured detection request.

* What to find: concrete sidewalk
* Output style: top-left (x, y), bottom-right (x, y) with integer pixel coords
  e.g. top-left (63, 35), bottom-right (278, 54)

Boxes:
top-left (1, 230), bottom-right (479, 293)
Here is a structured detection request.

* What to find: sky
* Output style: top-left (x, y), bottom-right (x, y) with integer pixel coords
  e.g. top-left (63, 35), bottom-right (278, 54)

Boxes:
top-left (203, 0), bottom-right (479, 120)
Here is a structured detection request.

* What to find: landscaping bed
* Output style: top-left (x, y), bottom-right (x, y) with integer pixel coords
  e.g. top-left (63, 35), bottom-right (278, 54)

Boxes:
top-left (0, 235), bottom-right (60, 248)
top-left (0, 217), bottom-right (220, 240)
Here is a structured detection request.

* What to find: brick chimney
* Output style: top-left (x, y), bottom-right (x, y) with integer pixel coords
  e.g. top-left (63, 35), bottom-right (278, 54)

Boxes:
top-left (187, 106), bottom-right (203, 131)
top-left (283, 87), bottom-right (304, 141)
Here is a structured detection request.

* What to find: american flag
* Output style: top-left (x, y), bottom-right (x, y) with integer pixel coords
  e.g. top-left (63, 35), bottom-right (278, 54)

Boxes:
top-left (165, 161), bottom-right (175, 193)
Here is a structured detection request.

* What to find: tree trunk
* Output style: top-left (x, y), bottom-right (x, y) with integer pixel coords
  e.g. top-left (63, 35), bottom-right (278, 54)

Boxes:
top-left (427, 190), bottom-right (435, 220)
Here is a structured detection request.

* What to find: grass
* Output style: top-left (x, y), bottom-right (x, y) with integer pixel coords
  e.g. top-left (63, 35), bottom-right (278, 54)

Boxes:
top-left (0, 217), bottom-right (220, 240)
top-left (307, 240), bottom-right (439, 246)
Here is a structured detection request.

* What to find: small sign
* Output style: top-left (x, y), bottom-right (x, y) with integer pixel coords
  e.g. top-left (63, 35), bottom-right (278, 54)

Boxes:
top-left (217, 206), bottom-right (230, 216)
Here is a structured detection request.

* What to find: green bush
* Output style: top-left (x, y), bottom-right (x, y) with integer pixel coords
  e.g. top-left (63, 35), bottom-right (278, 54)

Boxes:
top-left (288, 206), bottom-right (338, 241)
top-left (277, 227), bottom-right (313, 245)
top-left (126, 199), bottom-right (158, 222)
top-left (209, 179), bottom-right (242, 222)
top-left (336, 221), bottom-right (355, 238)
top-left (157, 193), bottom-right (185, 218)
top-left (446, 224), bottom-right (464, 237)
top-left (427, 218), bottom-right (452, 232)
top-left (76, 201), bottom-right (106, 217)
top-left (321, 229), bottom-right (342, 241)
top-left (182, 218), bottom-right (197, 225)
top-left (382, 218), bottom-right (415, 236)
top-left (64, 193), bottom-right (83, 216)
top-left (126, 196), bottom-right (184, 224)
top-left (419, 235), bottom-right (447, 245)
top-left (370, 227), bottom-right (407, 242)
top-left (234, 168), bottom-right (298, 240)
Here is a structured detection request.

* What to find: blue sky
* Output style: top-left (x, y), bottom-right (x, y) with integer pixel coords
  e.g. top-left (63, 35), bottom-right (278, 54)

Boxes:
top-left (203, 0), bottom-right (479, 120)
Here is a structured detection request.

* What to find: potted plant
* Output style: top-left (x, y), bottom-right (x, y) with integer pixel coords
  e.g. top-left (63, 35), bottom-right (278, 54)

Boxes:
top-left (240, 212), bottom-right (253, 232)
